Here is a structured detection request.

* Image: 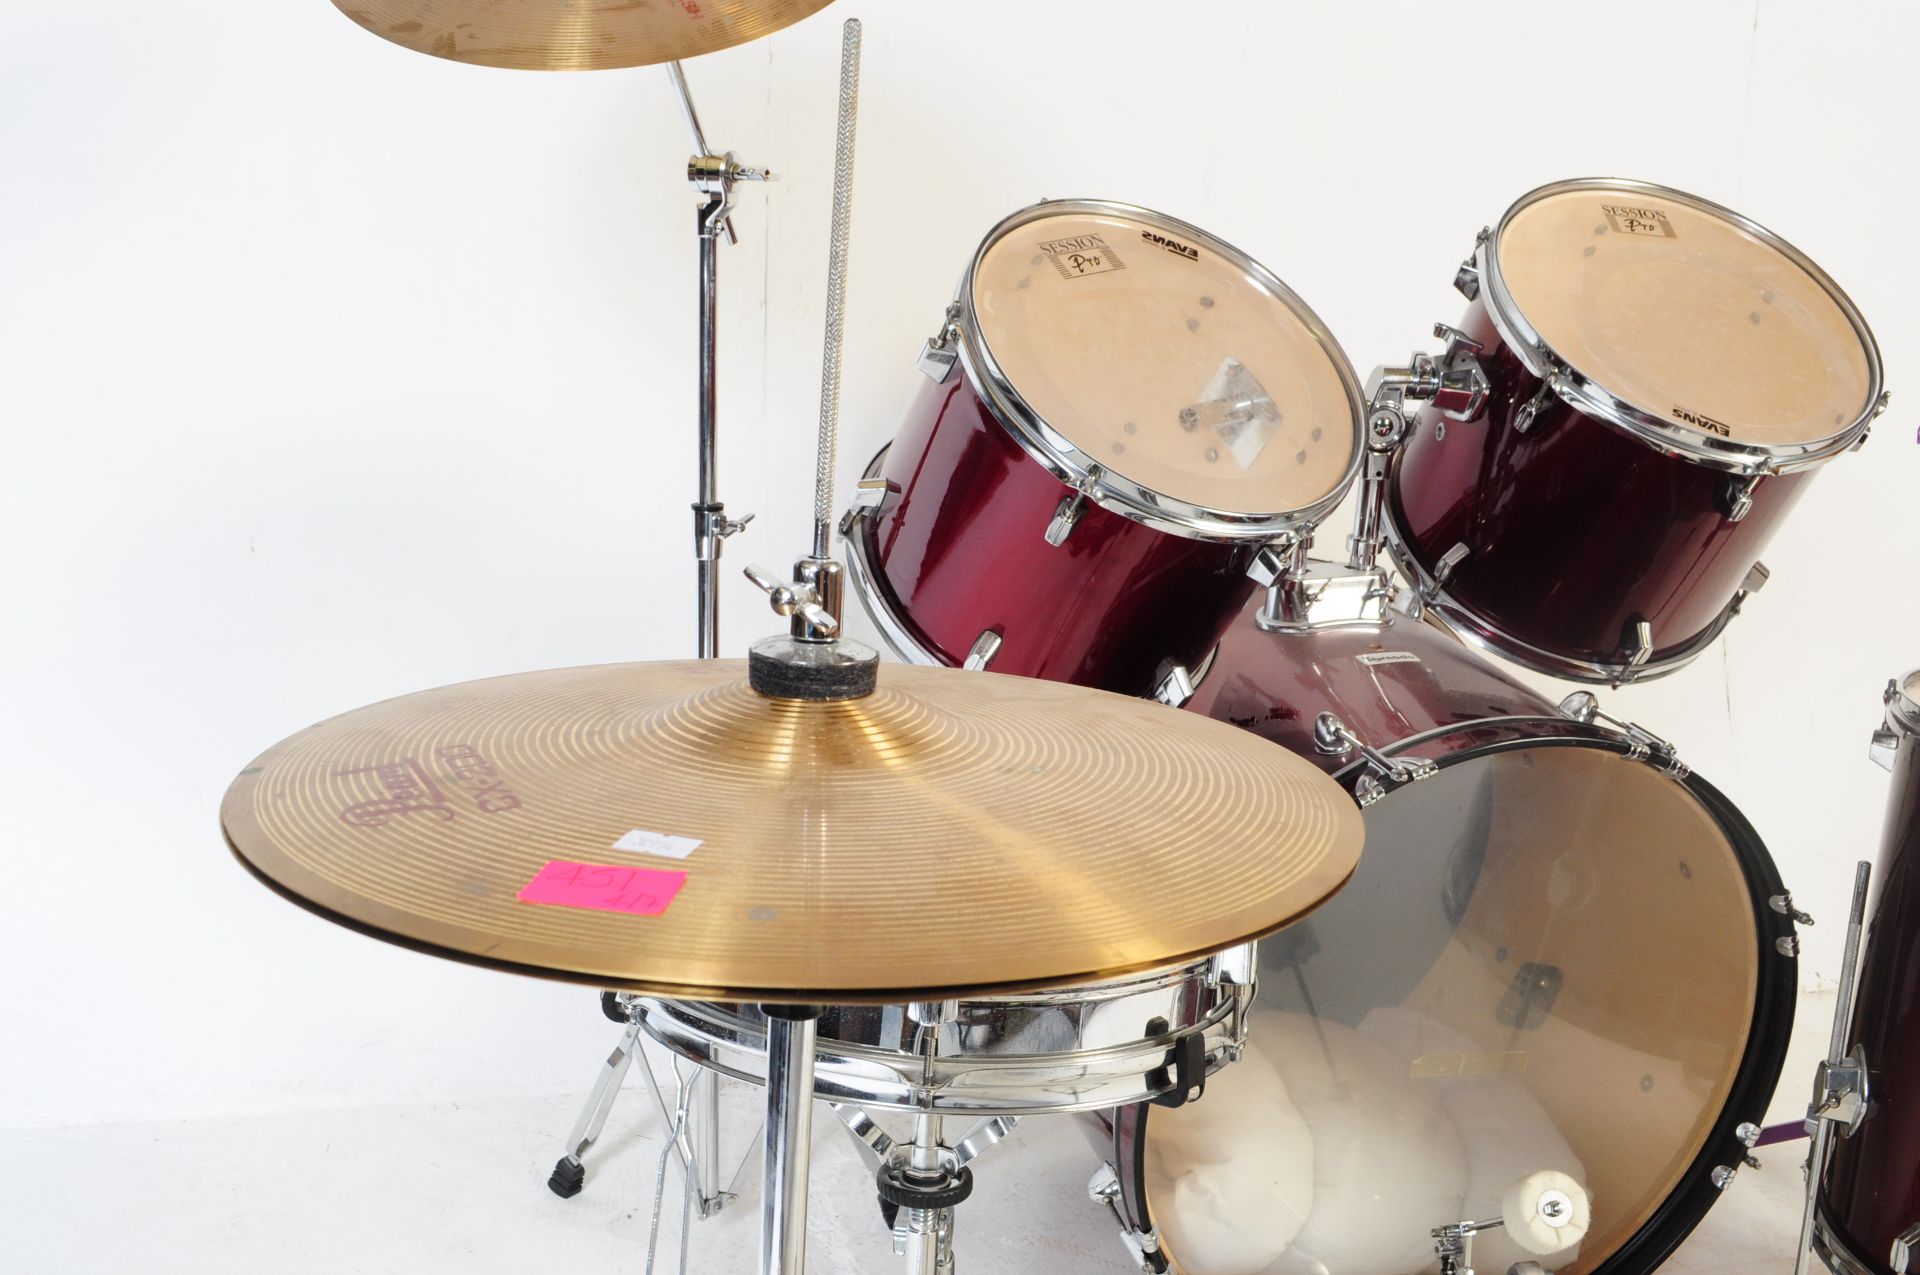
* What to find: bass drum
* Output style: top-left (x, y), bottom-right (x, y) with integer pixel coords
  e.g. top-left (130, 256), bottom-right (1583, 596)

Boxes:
top-left (1091, 604), bottom-right (1798, 1275)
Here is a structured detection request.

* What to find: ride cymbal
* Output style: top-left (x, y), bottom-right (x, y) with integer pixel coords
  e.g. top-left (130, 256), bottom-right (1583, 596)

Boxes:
top-left (330, 0), bottom-right (834, 71)
top-left (223, 660), bottom-right (1361, 1003)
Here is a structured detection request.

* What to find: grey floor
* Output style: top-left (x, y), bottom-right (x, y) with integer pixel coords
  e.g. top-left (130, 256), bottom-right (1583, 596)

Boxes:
top-left (3, 992), bottom-right (1833, 1274)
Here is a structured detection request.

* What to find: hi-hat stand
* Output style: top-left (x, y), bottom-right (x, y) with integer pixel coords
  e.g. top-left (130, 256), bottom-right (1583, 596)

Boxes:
top-left (546, 56), bottom-right (772, 1220)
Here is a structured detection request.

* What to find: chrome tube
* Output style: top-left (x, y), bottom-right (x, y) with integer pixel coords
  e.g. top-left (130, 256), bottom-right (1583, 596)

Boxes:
top-left (695, 214), bottom-right (721, 658)
top-left (1793, 860), bottom-right (1874, 1275)
top-left (691, 1069), bottom-right (721, 1213)
top-left (762, 1008), bottom-right (819, 1275)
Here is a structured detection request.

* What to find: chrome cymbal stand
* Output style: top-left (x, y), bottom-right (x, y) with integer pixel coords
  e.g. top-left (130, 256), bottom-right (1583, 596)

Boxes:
top-left (1793, 860), bottom-right (1872, 1275)
top-left (547, 56), bottom-right (771, 1219)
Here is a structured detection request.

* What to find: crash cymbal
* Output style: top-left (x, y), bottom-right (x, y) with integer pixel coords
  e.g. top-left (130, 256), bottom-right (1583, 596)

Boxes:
top-left (329, 0), bottom-right (834, 71)
top-left (223, 660), bottom-right (1361, 1003)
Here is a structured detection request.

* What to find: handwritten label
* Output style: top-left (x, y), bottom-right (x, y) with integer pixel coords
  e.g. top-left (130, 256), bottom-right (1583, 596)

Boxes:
top-left (516, 860), bottom-right (688, 917)
top-left (612, 828), bottom-right (702, 860)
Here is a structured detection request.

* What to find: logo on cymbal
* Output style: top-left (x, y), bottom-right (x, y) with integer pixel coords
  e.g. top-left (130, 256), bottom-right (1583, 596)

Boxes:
top-left (337, 759), bottom-right (455, 827)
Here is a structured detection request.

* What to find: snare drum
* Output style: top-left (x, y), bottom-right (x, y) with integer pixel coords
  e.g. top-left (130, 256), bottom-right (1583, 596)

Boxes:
top-left (1089, 606), bottom-right (1798, 1275)
top-left (634, 949), bottom-right (1251, 1115)
top-left (844, 199), bottom-right (1364, 700)
top-left (1814, 673), bottom-right (1920, 1275)
top-left (1389, 178), bottom-right (1886, 683)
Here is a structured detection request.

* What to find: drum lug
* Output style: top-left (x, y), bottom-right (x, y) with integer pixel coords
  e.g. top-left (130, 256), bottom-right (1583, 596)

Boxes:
top-left (1727, 561), bottom-right (1770, 618)
top-left (1314, 711), bottom-right (1437, 803)
top-left (1088, 1165), bottom-right (1168, 1274)
top-left (1150, 664), bottom-right (1196, 708)
top-left (837, 475), bottom-right (889, 537)
top-left (1871, 724), bottom-right (1902, 772)
top-left (1453, 226), bottom-right (1491, 299)
top-left (1894, 1222), bottom-right (1920, 1274)
top-left (1853, 390), bottom-right (1894, 451)
top-left (1431, 542), bottom-right (1470, 590)
top-left (1769, 892), bottom-right (1816, 927)
top-left (916, 302), bottom-right (963, 382)
top-left (1513, 378), bottom-right (1560, 434)
top-left (1721, 473), bottom-right (1762, 522)
top-left (1045, 465), bottom-right (1104, 547)
top-left (1615, 620), bottom-right (1656, 685)
top-left (962, 630), bottom-right (1003, 672)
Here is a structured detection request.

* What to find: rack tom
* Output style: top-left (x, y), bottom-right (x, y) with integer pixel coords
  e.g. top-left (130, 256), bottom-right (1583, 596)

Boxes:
top-left (844, 199), bottom-right (1364, 700)
top-left (1390, 179), bottom-right (1886, 683)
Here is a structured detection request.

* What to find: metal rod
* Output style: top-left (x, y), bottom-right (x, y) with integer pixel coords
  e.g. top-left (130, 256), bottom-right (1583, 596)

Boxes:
top-left (762, 1009), bottom-right (819, 1275)
top-left (810, 18), bottom-right (862, 561)
top-left (692, 1068), bottom-right (721, 1213)
top-left (1793, 859), bottom-right (1874, 1275)
top-left (695, 202), bottom-right (722, 658)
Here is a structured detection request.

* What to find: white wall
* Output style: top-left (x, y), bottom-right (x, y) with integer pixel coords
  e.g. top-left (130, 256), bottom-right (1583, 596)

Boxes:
top-left (2, 0), bottom-right (1915, 1130)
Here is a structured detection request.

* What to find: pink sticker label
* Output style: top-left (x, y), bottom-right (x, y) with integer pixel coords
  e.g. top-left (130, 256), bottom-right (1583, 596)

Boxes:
top-left (516, 860), bottom-right (688, 916)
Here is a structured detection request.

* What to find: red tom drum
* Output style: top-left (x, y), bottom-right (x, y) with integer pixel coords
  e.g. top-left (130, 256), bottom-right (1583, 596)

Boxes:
top-left (844, 199), bottom-right (1364, 699)
top-left (1389, 178), bottom-right (1885, 683)
top-left (1087, 602), bottom-right (1798, 1275)
top-left (1815, 672), bottom-right (1920, 1275)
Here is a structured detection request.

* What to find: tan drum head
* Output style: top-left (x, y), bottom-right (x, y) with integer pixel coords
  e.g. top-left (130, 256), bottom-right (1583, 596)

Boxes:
top-left (966, 204), bottom-right (1361, 521)
top-left (1491, 181), bottom-right (1876, 448)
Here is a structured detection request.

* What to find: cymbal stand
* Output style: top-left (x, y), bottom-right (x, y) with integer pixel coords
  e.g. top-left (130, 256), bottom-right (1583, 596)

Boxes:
top-left (548, 57), bottom-right (772, 1221)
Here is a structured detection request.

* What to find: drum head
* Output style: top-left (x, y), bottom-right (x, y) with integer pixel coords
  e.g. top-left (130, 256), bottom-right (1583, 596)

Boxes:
top-left (964, 201), bottom-right (1363, 525)
top-left (1489, 179), bottom-right (1877, 450)
top-left (1144, 739), bottom-right (1788, 1275)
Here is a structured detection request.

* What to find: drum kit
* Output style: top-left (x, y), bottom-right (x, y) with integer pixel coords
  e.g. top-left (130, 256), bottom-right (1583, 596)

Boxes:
top-left (219, 3), bottom-right (1908, 1275)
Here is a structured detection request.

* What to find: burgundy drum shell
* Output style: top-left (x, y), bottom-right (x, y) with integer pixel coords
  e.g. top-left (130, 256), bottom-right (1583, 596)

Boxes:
top-left (863, 374), bottom-right (1259, 694)
top-left (1820, 712), bottom-right (1920, 1275)
top-left (1186, 602), bottom-right (1569, 767)
top-left (1389, 298), bottom-right (1808, 671)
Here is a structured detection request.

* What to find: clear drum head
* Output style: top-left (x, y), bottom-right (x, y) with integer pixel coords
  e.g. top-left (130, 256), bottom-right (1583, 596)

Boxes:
top-left (1488, 179), bottom-right (1880, 459)
top-left (1146, 742), bottom-right (1775, 1275)
top-left (963, 201), bottom-right (1364, 533)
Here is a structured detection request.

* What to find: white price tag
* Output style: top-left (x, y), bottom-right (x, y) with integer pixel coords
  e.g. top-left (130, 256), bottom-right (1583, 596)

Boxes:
top-left (612, 828), bottom-right (703, 860)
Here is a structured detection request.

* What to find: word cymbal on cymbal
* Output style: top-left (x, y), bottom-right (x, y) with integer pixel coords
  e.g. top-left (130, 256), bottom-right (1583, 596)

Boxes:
top-left (330, 0), bottom-right (835, 71)
top-left (223, 660), bottom-right (1362, 1003)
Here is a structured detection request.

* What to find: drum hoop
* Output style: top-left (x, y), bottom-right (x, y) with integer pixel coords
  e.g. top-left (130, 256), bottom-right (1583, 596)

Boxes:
top-left (951, 198), bottom-right (1368, 541)
top-left (1316, 725), bottom-right (1799, 1275)
top-left (1478, 177), bottom-right (1886, 476)
top-left (1380, 506), bottom-right (1737, 684)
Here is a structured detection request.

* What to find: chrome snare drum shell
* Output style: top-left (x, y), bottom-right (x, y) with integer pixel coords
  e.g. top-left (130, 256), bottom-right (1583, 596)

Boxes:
top-left (635, 950), bottom-right (1251, 1116)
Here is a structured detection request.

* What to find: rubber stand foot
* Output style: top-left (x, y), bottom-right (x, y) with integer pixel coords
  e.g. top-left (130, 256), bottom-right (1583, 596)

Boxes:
top-left (548, 1157), bottom-right (586, 1199)
top-left (600, 990), bottom-right (629, 1024)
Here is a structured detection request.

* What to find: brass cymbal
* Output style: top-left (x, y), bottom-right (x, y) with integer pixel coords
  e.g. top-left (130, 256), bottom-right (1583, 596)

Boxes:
top-left (330, 0), bottom-right (834, 71)
top-left (222, 661), bottom-right (1362, 1003)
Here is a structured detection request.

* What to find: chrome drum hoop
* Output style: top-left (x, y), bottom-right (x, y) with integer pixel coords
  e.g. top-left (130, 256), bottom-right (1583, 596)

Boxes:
top-left (949, 197), bottom-right (1367, 541)
top-left (634, 955), bottom-right (1251, 1116)
top-left (1381, 504), bottom-right (1736, 685)
top-left (1476, 177), bottom-right (1885, 476)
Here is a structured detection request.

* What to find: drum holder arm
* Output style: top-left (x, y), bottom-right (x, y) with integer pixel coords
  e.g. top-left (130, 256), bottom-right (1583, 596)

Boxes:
top-left (1348, 325), bottom-right (1489, 573)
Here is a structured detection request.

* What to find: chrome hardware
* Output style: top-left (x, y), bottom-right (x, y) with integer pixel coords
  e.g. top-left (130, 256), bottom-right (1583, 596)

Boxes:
top-left (1555, 691), bottom-right (1599, 725)
top-left (1710, 1164), bottom-right (1737, 1190)
top-left (1432, 1213), bottom-right (1508, 1275)
top-left (1431, 324), bottom-right (1491, 422)
top-left (1620, 620), bottom-right (1655, 681)
top-left (1089, 1164), bottom-right (1164, 1272)
top-left (1795, 861), bottom-right (1878, 1275)
top-left (1738, 1121), bottom-right (1762, 1147)
top-left (1314, 711), bottom-right (1437, 805)
top-left (1893, 1221), bottom-right (1920, 1274)
top-left (1778, 935), bottom-right (1801, 957)
top-left (1872, 725), bottom-right (1903, 771)
top-left (1246, 531), bottom-right (1306, 586)
top-left (1557, 692), bottom-right (1688, 776)
top-left (1770, 894), bottom-right (1816, 927)
top-left (1432, 542), bottom-right (1469, 588)
top-left (694, 506), bottom-right (755, 560)
top-left (1152, 665), bottom-right (1197, 708)
top-left (1045, 466), bottom-right (1105, 547)
top-left (917, 301), bottom-right (963, 382)
top-left (1512, 379), bottom-right (1558, 435)
top-left (1727, 561), bottom-right (1771, 619)
top-left (836, 475), bottom-right (886, 536)
top-left (745, 561), bottom-right (839, 640)
top-left (1257, 559), bottom-right (1393, 632)
top-left (1723, 473), bottom-right (1761, 522)
top-left (963, 630), bottom-right (1003, 672)
top-left (1453, 226), bottom-right (1491, 300)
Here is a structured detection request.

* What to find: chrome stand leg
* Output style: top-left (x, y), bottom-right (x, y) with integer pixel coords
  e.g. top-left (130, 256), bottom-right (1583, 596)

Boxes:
top-left (762, 1007), bottom-right (820, 1275)
top-left (548, 1019), bottom-right (643, 1197)
top-left (692, 1067), bottom-right (724, 1215)
top-left (1794, 862), bottom-right (1875, 1275)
